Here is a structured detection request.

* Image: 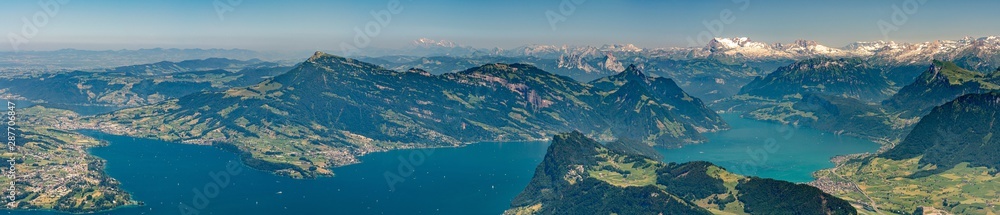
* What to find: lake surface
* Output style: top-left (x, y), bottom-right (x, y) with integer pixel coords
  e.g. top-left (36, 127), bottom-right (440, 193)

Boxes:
top-left (659, 114), bottom-right (881, 183)
top-left (2, 114), bottom-right (879, 214)
top-left (4, 133), bottom-right (549, 215)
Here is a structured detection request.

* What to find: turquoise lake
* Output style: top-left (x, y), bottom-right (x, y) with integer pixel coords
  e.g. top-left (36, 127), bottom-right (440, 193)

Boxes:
top-left (2, 114), bottom-right (880, 214)
top-left (659, 114), bottom-right (881, 183)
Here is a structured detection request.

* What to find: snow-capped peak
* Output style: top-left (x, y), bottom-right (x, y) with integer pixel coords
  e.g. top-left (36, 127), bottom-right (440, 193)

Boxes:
top-left (862, 36), bottom-right (1000, 66)
top-left (707, 37), bottom-right (757, 50)
top-left (412, 38), bottom-right (459, 48)
top-left (600, 44), bottom-right (643, 52)
top-left (843, 41), bottom-right (893, 53)
top-left (417, 36), bottom-right (1000, 69)
top-left (508, 44), bottom-right (563, 57)
top-left (703, 37), bottom-right (793, 59)
top-left (774, 40), bottom-right (845, 56)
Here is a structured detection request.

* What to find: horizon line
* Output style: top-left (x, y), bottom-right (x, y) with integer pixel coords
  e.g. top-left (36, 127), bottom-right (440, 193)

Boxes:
top-left (4, 35), bottom-right (999, 53)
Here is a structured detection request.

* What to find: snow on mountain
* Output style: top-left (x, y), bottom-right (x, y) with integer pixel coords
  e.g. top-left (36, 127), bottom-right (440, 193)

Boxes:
top-left (865, 36), bottom-right (1000, 65)
top-left (775, 40), bottom-right (851, 56)
top-left (412, 38), bottom-right (459, 48)
top-left (556, 52), bottom-right (600, 74)
top-left (599, 53), bottom-right (626, 72)
top-left (507, 44), bottom-right (565, 57)
top-left (707, 37), bottom-right (763, 51)
top-left (600, 44), bottom-right (644, 53)
top-left (665, 36), bottom-right (1000, 67)
top-left (696, 37), bottom-right (857, 60)
top-left (708, 37), bottom-right (789, 58)
top-left (842, 41), bottom-right (895, 55)
top-left (389, 36), bottom-right (1000, 72)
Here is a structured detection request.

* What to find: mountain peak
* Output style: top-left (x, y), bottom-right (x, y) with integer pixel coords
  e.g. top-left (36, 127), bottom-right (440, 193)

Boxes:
top-left (552, 131), bottom-right (594, 147)
top-left (929, 60), bottom-right (981, 78)
top-left (480, 63), bottom-right (517, 71)
top-left (457, 63), bottom-right (550, 78)
top-left (309, 51), bottom-right (329, 61)
top-left (618, 64), bottom-right (647, 80)
top-left (600, 44), bottom-right (643, 52)
top-left (305, 51), bottom-right (357, 65)
top-left (792, 39), bottom-right (819, 47)
top-left (707, 37), bottom-right (753, 50)
top-left (624, 64), bottom-right (640, 72)
top-left (412, 38), bottom-right (459, 48)
top-left (713, 37), bottom-right (751, 43)
top-left (884, 60), bottom-right (997, 117)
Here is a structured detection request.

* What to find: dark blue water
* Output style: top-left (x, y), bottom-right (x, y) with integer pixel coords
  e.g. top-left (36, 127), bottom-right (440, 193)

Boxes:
top-left (2, 132), bottom-right (548, 215)
top-left (659, 114), bottom-right (881, 183)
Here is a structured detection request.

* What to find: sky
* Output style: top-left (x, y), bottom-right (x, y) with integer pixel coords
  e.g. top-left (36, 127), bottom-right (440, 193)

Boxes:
top-left (2, 0), bottom-right (1000, 52)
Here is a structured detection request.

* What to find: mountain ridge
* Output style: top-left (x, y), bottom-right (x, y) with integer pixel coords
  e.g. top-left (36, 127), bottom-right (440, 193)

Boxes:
top-left (884, 60), bottom-right (1000, 117)
top-left (368, 36), bottom-right (1000, 71)
top-left (882, 91), bottom-right (1000, 172)
top-left (738, 57), bottom-right (894, 102)
top-left (93, 53), bottom-right (726, 178)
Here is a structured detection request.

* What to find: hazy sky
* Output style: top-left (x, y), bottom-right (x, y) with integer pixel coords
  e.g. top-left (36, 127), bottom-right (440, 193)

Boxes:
top-left (2, 0), bottom-right (999, 51)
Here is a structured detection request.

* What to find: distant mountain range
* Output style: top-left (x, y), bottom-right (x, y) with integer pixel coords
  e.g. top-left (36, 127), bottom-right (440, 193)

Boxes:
top-left (0, 58), bottom-right (291, 107)
top-left (105, 57), bottom-right (267, 75)
top-left (0, 48), bottom-right (281, 72)
top-left (8, 34), bottom-right (1000, 214)
top-left (672, 36), bottom-right (1000, 67)
top-left (353, 36), bottom-right (999, 104)
top-left (6, 36), bottom-right (998, 75)
top-left (377, 36), bottom-right (1000, 71)
top-left (7, 36), bottom-right (998, 106)
top-left (362, 55), bottom-right (762, 102)
top-left (499, 36), bottom-right (1000, 68)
